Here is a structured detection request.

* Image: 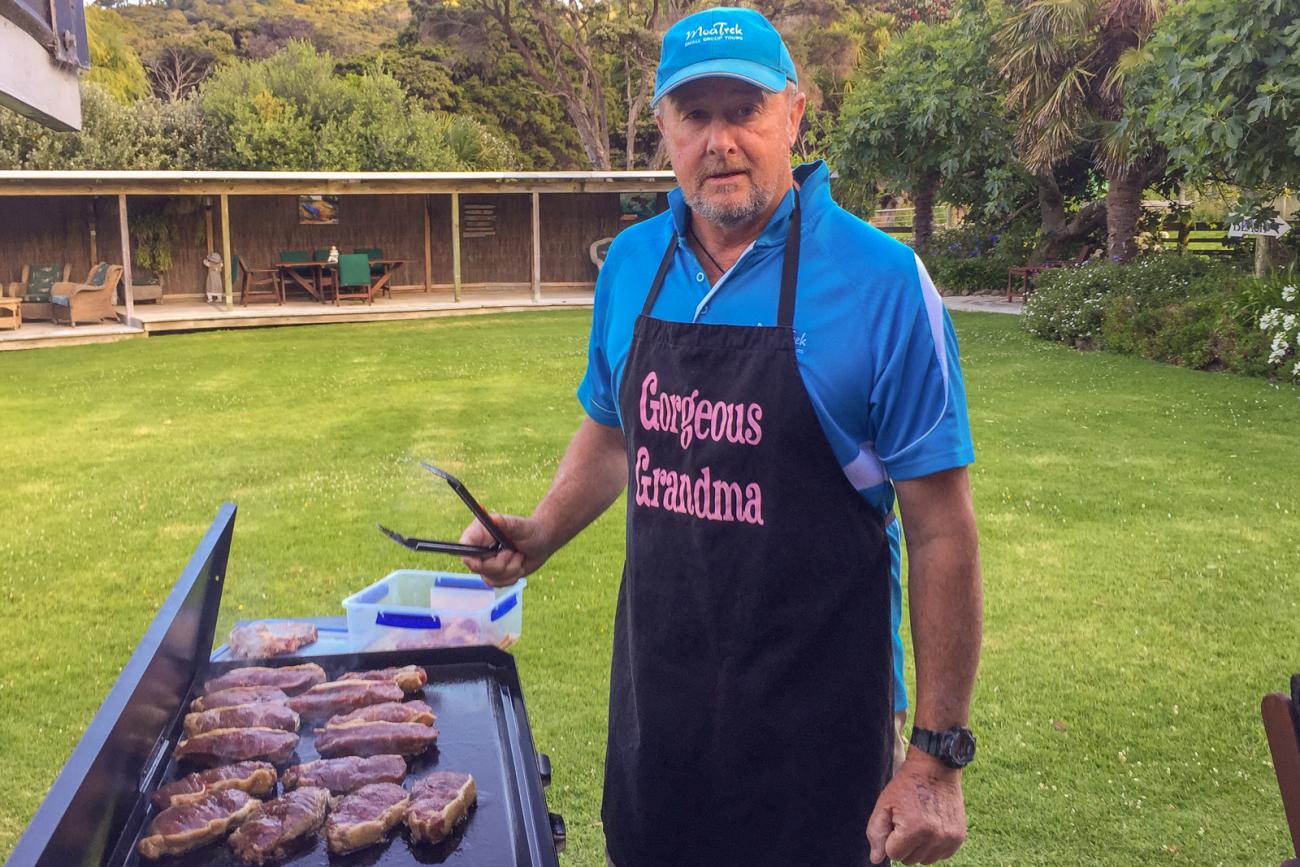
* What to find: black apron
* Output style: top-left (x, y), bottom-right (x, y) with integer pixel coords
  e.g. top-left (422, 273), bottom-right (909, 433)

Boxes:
top-left (603, 196), bottom-right (895, 867)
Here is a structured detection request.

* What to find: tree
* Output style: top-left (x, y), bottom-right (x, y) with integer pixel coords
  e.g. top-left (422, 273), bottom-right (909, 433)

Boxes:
top-left (996, 0), bottom-right (1169, 262)
top-left (85, 7), bottom-right (152, 103)
top-left (200, 42), bottom-right (516, 170)
top-left (833, 2), bottom-right (1014, 249)
top-left (0, 83), bottom-right (213, 170)
top-left (412, 0), bottom-right (687, 171)
top-left (143, 26), bottom-right (237, 101)
top-left (1146, 0), bottom-right (1300, 271)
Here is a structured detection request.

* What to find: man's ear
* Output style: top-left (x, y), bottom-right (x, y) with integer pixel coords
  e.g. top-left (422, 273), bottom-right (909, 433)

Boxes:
top-left (788, 91), bottom-right (807, 147)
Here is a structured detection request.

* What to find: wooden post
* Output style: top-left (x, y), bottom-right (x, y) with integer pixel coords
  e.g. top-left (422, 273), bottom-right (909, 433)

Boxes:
top-left (117, 193), bottom-right (135, 321)
top-left (220, 193), bottom-right (233, 308)
top-left (88, 198), bottom-right (97, 263)
top-left (530, 192), bottom-right (541, 302)
top-left (423, 194), bottom-right (433, 293)
top-left (204, 197), bottom-right (214, 255)
top-left (450, 191), bottom-right (462, 302)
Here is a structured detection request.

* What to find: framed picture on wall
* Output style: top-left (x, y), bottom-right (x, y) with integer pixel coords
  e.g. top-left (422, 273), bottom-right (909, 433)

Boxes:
top-left (299, 195), bottom-right (340, 224)
top-left (620, 192), bottom-right (658, 222)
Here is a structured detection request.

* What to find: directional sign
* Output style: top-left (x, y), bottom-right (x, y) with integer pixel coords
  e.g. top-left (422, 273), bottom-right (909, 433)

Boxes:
top-left (1228, 217), bottom-right (1292, 238)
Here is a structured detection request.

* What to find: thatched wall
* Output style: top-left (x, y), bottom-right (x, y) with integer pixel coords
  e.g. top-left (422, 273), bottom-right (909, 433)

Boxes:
top-left (0, 190), bottom-right (664, 297)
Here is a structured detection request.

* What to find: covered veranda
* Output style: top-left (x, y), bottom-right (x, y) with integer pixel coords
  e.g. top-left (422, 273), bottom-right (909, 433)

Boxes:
top-left (0, 169), bottom-right (674, 350)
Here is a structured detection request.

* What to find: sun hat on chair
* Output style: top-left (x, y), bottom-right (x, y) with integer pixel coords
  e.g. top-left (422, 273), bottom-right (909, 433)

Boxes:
top-left (652, 7), bottom-right (798, 107)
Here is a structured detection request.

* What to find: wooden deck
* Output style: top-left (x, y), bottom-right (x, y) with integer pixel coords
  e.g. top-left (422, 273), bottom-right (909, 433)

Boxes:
top-left (0, 286), bottom-right (595, 351)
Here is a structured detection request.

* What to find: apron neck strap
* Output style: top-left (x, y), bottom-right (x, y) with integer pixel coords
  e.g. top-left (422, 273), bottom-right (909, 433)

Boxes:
top-left (641, 189), bottom-right (802, 327)
top-left (641, 234), bottom-right (679, 317)
top-left (777, 194), bottom-right (800, 329)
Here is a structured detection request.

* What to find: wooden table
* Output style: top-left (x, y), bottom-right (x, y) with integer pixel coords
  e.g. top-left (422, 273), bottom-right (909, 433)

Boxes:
top-left (0, 296), bottom-right (21, 330)
top-left (275, 259), bottom-right (406, 303)
top-left (275, 261), bottom-right (328, 302)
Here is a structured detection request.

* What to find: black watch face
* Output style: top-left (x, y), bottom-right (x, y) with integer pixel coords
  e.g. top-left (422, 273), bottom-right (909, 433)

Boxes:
top-left (949, 729), bottom-right (977, 766)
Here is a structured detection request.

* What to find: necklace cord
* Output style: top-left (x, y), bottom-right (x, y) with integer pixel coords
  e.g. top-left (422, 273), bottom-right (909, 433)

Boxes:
top-left (687, 224), bottom-right (726, 274)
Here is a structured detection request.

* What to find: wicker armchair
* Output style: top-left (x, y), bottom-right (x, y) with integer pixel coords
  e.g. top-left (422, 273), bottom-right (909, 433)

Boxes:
top-left (5, 263), bottom-right (71, 321)
top-left (50, 263), bottom-right (124, 327)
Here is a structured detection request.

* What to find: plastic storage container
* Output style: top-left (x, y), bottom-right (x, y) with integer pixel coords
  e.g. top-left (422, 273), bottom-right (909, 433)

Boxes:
top-left (343, 570), bottom-right (526, 652)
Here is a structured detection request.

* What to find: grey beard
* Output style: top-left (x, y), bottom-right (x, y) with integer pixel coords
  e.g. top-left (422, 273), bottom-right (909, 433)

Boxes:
top-left (687, 182), bottom-right (772, 228)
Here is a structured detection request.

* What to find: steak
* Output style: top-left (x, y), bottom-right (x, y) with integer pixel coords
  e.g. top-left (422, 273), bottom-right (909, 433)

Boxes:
top-left (314, 721), bottom-right (439, 759)
top-left (325, 782), bottom-right (410, 855)
top-left (137, 789), bottom-right (261, 860)
top-left (326, 701), bottom-right (436, 729)
top-left (202, 664), bottom-right (326, 696)
top-left (184, 703), bottom-right (300, 738)
top-left (337, 665), bottom-right (428, 694)
top-left (286, 680), bottom-right (404, 720)
top-left (407, 771), bottom-right (476, 846)
top-left (192, 686), bottom-right (289, 713)
top-left (227, 786), bottom-right (330, 865)
top-left (227, 622), bottom-right (319, 660)
top-left (151, 762), bottom-right (278, 810)
top-left (282, 755), bottom-right (407, 794)
top-left (175, 727), bottom-right (300, 766)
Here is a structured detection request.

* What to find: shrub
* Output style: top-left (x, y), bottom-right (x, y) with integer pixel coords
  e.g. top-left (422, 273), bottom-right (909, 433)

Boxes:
top-left (1022, 252), bottom-right (1295, 380)
top-left (925, 219), bottom-right (1039, 294)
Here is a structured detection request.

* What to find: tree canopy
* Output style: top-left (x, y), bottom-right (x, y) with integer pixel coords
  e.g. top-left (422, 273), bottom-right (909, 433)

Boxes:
top-left (1147, 0), bottom-right (1300, 204)
top-left (833, 1), bottom-right (1013, 248)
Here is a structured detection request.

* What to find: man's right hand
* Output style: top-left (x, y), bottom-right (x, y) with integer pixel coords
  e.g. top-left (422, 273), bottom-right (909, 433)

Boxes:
top-left (459, 514), bottom-right (551, 586)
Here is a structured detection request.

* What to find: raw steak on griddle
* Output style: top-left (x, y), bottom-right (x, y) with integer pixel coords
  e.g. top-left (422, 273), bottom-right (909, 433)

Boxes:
top-left (325, 782), bottom-right (410, 854)
top-left (137, 789), bottom-right (260, 860)
top-left (184, 703), bottom-right (300, 737)
top-left (192, 686), bottom-right (288, 713)
top-left (325, 700), bottom-right (435, 728)
top-left (314, 721), bottom-right (439, 758)
top-left (337, 665), bottom-right (428, 694)
top-left (227, 786), bottom-right (330, 864)
top-left (202, 664), bottom-right (326, 696)
top-left (151, 762), bottom-right (277, 810)
top-left (175, 727), bottom-right (299, 766)
top-left (407, 771), bottom-right (477, 845)
top-left (282, 755), bottom-right (407, 794)
top-left (286, 680), bottom-right (404, 720)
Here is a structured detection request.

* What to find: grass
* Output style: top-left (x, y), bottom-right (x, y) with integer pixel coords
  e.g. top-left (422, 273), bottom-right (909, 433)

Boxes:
top-left (1, 310), bottom-right (1298, 865)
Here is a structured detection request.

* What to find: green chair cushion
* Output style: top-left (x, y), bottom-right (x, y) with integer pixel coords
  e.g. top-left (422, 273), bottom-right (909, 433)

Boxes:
top-left (337, 254), bottom-right (371, 288)
top-left (279, 250), bottom-right (310, 263)
top-left (312, 249), bottom-right (332, 262)
top-left (87, 262), bottom-right (110, 287)
top-left (23, 263), bottom-right (64, 301)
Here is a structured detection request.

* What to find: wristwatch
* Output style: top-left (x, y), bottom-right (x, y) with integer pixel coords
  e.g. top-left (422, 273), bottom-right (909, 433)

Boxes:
top-left (909, 726), bottom-right (977, 769)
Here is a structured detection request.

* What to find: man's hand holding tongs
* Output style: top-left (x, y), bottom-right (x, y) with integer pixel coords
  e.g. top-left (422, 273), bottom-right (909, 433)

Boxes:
top-left (458, 514), bottom-right (549, 587)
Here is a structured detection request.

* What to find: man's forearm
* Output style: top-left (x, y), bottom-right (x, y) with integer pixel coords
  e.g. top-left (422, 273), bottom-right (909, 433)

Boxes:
top-left (896, 468), bottom-right (983, 732)
top-left (532, 417), bottom-right (628, 556)
top-left (906, 528), bottom-right (982, 731)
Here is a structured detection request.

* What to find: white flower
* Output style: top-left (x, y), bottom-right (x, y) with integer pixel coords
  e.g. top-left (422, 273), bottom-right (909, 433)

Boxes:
top-left (1294, 360), bottom-right (1300, 377)
top-left (1283, 285), bottom-right (1297, 303)
top-left (1261, 309), bottom-right (1283, 331)
top-left (1284, 313), bottom-right (1298, 333)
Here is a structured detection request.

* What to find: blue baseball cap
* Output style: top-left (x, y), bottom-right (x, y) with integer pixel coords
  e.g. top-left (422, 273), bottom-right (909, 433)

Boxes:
top-left (653, 7), bottom-right (798, 107)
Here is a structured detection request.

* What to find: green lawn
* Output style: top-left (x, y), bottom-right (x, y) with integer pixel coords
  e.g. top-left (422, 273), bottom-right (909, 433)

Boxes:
top-left (1, 311), bottom-right (1297, 865)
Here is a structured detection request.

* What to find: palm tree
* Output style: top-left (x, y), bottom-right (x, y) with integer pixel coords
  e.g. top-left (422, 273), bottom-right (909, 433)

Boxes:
top-left (997, 0), bottom-right (1167, 262)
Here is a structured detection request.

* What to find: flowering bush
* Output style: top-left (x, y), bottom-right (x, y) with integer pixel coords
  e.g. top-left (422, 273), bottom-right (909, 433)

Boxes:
top-left (1257, 283), bottom-right (1300, 380)
top-left (1022, 254), bottom-right (1295, 380)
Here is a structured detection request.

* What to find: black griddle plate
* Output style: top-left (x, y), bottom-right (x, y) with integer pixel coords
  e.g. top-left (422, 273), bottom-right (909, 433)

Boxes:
top-left (121, 648), bottom-right (557, 867)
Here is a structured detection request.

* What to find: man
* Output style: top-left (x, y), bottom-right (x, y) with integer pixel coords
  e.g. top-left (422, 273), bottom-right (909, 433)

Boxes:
top-left (460, 7), bottom-right (982, 865)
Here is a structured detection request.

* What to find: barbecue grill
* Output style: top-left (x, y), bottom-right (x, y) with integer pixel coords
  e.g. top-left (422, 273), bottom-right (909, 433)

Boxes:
top-left (6, 504), bottom-right (565, 867)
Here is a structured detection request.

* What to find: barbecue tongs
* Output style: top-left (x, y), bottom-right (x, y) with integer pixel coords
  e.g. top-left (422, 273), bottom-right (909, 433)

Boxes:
top-left (377, 463), bottom-right (514, 556)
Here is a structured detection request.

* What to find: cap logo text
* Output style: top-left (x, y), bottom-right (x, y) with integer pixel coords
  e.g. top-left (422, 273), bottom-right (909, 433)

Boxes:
top-left (683, 21), bottom-right (744, 46)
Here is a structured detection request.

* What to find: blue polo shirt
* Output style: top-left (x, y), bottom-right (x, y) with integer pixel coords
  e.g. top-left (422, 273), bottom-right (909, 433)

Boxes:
top-left (579, 161), bottom-right (975, 713)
